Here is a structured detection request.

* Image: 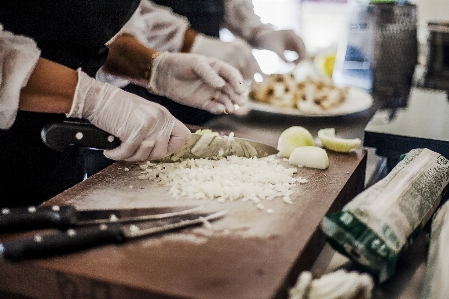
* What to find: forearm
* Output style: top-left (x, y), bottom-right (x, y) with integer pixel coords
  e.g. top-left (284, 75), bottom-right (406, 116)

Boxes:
top-left (19, 58), bottom-right (77, 114)
top-left (102, 34), bottom-right (159, 87)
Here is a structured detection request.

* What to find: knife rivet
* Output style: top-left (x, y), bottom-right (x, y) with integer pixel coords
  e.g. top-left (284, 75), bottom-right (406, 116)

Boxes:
top-left (129, 225), bottom-right (140, 232)
top-left (52, 206), bottom-right (60, 211)
top-left (28, 206), bottom-right (36, 213)
top-left (34, 235), bottom-right (43, 243)
top-left (109, 214), bottom-right (118, 222)
top-left (107, 135), bottom-right (115, 142)
top-left (1, 208), bottom-right (10, 214)
top-left (99, 224), bottom-right (108, 230)
top-left (75, 132), bottom-right (83, 140)
top-left (67, 229), bottom-right (76, 237)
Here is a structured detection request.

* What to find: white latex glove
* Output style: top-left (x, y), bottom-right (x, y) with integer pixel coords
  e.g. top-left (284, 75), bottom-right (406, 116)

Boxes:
top-left (68, 69), bottom-right (191, 162)
top-left (148, 52), bottom-right (247, 115)
top-left (251, 29), bottom-right (306, 63)
top-left (191, 34), bottom-right (263, 82)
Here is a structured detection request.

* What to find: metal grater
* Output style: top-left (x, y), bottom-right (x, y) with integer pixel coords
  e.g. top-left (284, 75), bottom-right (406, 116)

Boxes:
top-left (371, 3), bottom-right (418, 102)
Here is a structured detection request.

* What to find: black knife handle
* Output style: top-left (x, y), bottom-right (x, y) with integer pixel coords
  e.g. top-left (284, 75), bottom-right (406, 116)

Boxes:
top-left (0, 206), bottom-right (78, 232)
top-left (41, 120), bottom-right (121, 152)
top-left (1, 224), bottom-right (125, 261)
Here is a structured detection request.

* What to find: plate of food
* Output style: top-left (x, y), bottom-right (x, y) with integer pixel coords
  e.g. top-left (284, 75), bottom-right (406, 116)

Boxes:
top-left (247, 73), bottom-right (373, 117)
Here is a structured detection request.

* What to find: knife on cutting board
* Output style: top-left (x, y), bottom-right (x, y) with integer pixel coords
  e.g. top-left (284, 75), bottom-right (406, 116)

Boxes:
top-left (0, 205), bottom-right (200, 232)
top-left (41, 120), bottom-right (278, 160)
top-left (0, 210), bottom-right (226, 261)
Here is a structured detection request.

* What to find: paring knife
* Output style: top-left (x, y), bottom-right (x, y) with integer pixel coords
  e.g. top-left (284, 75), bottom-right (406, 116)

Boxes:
top-left (0, 205), bottom-right (201, 232)
top-left (0, 210), bottom-right (226, 261)
top-left (41, 120), bottom-right (278, 160)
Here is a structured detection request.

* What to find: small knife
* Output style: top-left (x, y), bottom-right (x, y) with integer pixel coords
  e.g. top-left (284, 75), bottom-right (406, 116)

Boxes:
top-left (0, 210), bottom-right (226, 261)
top-left (41, 120), bottom-right (278, 159)
top-left (0, 205), bottom-right (200, 232)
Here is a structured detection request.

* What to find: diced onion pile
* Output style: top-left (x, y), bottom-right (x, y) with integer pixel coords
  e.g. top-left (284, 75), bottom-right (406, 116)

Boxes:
top-left (138, 155), bottom-right (306, 205)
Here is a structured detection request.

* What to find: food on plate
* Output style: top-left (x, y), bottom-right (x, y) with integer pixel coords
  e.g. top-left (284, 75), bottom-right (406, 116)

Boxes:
top-left (318, 128), bottom-right (361, 153)
top-left (289, 270), bottom-right (374, 299)
top-left (277, 126), bottom-right (315, 158)
top-left (249, 74), bottom-right (349, 112)
top-left (288, 146), bottom-right (329, 170)
top-left (321, 148), bottom-right (449, 282)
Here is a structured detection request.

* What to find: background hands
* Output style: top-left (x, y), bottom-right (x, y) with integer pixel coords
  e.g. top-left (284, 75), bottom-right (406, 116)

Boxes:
top-left (147, 52), bottom-right (247, 114)
top-left (191, 34), bottom-right (263, 82)
top-left (251, 29), bottom-right (306, 64)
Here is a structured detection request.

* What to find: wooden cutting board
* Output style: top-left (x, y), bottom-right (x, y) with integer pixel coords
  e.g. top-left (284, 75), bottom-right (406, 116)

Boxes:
top-left (0, 149), bottom-right (366, 299)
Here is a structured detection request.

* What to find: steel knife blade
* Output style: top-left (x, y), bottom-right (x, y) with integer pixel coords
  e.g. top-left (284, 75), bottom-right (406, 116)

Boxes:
top-left (0, 205), bottom-right (201, 232)
top-left (41, 120), bottom-right (278, 159)
top-left (0, 210), bottom-right (226, 261)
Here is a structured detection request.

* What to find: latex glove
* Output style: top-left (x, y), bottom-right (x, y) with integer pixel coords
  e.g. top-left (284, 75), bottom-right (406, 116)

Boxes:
top-left (148, 52), bottom-right (247, 115)
top-left (68, 69), bottom-right (191, 162)
top-left (251, 29), bottom-right (306, 63)
top-left (191, 34), bottom-right (263, 82)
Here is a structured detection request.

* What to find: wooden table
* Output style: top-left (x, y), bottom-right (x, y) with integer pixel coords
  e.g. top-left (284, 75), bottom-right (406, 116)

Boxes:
top-left (0, 124), bottom-right (367, 299)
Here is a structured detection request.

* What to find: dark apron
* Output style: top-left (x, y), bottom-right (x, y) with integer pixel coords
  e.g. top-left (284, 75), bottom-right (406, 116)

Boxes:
top-left (152, 0), bottom-right (225, 38)
top-left (126, 0), bottom-right (225, 126)
top-left (0, 0), bottom-right (140, 207)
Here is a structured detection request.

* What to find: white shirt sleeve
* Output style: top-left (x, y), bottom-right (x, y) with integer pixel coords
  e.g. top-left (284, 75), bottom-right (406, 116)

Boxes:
top-left (0, 24), bottom-right (41, 129)
top-left (222, 0), bottom-right (273, 44)
top-left (119, 0), bottom-right (190, 52)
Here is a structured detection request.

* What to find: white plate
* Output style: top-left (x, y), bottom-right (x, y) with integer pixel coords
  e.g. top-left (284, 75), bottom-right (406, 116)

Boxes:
top-left (247, 87), bottom-right (373, 117)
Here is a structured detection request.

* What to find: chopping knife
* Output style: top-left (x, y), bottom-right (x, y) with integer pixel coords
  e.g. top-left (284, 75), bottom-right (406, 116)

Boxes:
top-left (0, 205), bottom-right (201, 232)
top-left (0, 209), bottom-right (226, 261)
top-left (41, 120), bottom-right (278, 160)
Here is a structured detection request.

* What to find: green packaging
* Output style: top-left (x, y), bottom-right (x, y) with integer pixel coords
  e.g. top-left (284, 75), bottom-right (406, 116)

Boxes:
top-left (321, 148), bottom-right (449, 282)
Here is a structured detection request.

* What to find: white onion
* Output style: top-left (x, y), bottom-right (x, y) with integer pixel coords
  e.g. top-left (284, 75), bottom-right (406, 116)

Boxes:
top-left (138, 155), bottom-right (303, 206)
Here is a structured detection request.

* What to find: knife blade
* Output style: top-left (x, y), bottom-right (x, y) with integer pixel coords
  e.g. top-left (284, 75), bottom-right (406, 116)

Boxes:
top-left (41, 121), bottom-right (278, 159)
top-left (0, 205), bottom-right (201, 232)
top-left (0, 210), bottom-right (226, 261)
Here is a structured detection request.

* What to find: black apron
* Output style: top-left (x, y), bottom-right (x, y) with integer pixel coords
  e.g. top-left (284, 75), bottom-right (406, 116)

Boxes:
top-left (152, 0), bottom-right (225, 38)
top-left (125, 0), bottom-right (226, 126)
top-left (0, 0), bottom-right (140, 207)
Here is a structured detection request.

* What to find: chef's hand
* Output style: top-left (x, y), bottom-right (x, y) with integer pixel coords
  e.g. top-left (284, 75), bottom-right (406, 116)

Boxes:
top-left (251, 29), bottom-right (306, 64)
top-left (67, 69), bottom-right (191, 162)
top-left (190, 34), bottom-right (263, 82)
top-left (148, 52), bottom-right (247, 115)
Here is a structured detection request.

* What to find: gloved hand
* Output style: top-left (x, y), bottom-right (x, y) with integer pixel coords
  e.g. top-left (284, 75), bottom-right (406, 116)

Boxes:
top-left (148, 52), bottom-right (247, 115)
top-left (251, 29), bottom-right (306, 63)
top-left (68, 69), bottom-right (191, 162)
top-left (190, 34), bottom-right (263, 82)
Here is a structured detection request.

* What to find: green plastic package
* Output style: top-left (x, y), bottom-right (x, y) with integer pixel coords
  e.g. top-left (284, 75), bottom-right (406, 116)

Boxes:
top-left (321, 148), bottom-right (449, 282)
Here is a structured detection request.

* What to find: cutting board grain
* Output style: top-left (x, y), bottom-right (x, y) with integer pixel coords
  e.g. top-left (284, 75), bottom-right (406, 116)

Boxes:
top-left (0, 149), bottom-right (366, 299)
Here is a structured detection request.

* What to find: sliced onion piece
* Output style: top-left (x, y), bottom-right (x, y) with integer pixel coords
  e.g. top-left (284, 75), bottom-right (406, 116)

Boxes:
top-left (277, 126), bottom-right (315, 158)
top-left (318, 128), bottom-right (361, 153)
top-left (289, 146), bottom-right (329, 170)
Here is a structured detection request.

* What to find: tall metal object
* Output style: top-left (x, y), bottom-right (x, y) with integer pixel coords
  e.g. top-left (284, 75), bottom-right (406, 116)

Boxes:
top-left (334, 1), bottom-right (418, 107)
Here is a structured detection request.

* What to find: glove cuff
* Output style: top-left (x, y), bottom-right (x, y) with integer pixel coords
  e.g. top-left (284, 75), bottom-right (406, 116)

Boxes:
top-left (147, 51), bottom-right (169, 94)
top-left (67, 68), bottom-right (91, 119)
top-left (189, 33), bottom-right (207, 54)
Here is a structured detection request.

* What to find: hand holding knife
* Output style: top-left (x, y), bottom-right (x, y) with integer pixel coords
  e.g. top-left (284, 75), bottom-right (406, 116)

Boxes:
top-left (0, 205), bottom-right (226, 261)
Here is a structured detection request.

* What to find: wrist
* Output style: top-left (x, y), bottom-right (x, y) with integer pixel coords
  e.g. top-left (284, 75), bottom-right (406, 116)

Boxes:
top-left (248, 25), bottom-right (273, 48)
top-left (181, 28), bottom-right (198, 53)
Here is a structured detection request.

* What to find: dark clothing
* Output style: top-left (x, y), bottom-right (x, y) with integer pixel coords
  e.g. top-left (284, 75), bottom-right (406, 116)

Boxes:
top-left (126, 0), bottom-right (226, 126)
top-left (0, 0), bottom-right (140, 207)
top-left (152, 0), bottom-right (225, 38)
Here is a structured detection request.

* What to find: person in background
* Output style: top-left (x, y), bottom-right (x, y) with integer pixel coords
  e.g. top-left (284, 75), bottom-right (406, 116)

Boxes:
top-left (0, 0), bottom-right (246, 207)
top-left (98, 0), bottom-right (306, 125)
